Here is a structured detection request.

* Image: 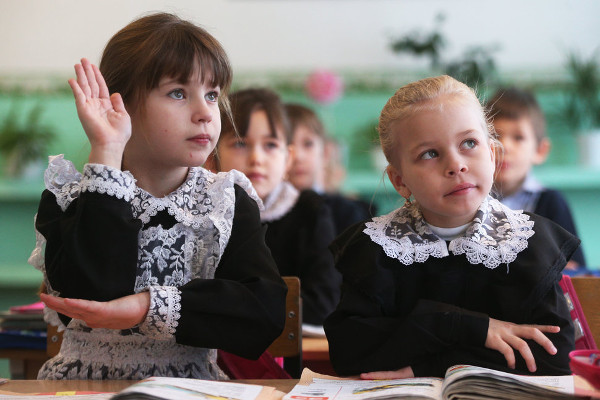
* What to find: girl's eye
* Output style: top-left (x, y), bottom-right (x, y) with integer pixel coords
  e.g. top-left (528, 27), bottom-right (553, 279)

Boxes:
top-left (266, 141), bottom-right (281, 150)
top-left (303, 139), bottom-right (314, 149)
top-left (231, 140), bottom-right (246, 149)
top-left (206, 91), bottom-right (219, 102)
top-left (461, 139), bottom-right (477, 150)
top-left (168, 89), bottom-right (185, 100)
top-left (420, 150), bottom-right (438, 160)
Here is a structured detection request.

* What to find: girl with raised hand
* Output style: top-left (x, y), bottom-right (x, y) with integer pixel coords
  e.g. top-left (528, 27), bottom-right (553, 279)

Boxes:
top-left (32, 12), bottom-right (286, 380)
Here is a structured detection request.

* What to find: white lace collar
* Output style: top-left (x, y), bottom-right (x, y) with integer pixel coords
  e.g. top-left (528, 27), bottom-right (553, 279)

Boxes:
top-left (363, 196), bottom-right (535, 269)
top-left (44, 155), bottom-right (262, 229)
top-left (260, 181), bottom-right (299, 222)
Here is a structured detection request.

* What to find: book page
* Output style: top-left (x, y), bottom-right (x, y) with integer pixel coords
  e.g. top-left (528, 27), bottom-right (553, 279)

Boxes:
top-left (285, 374), bottom-right (443, 400)
top-left (441, 365), bottom-right (577, 400)
top-left (112, 377), bottom-right (277, 400)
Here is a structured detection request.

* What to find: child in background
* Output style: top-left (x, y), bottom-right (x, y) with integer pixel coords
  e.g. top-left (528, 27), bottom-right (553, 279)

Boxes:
top-left (32, 13), bottom-right (286, 380)
top-left (324, 75), bottom-right (578, 378)
top-left (210, 90), bottom-right (340, 326)
top-left (488, 87), bottom-right (586, 270)
top-left (285, 103), bottom-right (373, 235)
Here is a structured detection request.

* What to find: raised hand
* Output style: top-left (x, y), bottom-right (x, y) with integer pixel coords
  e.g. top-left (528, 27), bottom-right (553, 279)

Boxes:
top-left (485, 317), bottom-right (560, 373)
top-left (40, 292), bottom-right (149, 330)
top-left (68, 58), bottom-right (131, 169)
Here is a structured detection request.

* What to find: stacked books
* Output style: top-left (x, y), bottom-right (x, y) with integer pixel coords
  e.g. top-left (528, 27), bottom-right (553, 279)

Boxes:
top-left (0, 301), bottom-right (46, 350)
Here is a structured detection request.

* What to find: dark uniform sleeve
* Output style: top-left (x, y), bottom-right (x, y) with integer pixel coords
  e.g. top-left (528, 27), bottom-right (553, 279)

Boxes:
top-left (535, 189), bottom-right (586, 266)
top-left (35, 189), bottom-right (140, 303)
top-left (296, 192), bottom-right (341, 325)
top-left (175, 185), bottom-right (287, 359)
top-left (324, 224), bottom-right (489, 377)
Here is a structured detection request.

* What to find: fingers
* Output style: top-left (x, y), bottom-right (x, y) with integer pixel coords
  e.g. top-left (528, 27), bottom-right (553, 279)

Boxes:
top-left (81, 58), bottom-right (100, 98)
top-left (110, 93), bottom-right (127, 115)
top-left (505, 335), bottom-right (536, 372)
top-left (92, 63), bottom-right (110, 99)
top-left (74, 62), bottom-right (91, 98)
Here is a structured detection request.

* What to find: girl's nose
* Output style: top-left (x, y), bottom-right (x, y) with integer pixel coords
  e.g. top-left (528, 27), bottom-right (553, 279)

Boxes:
top-left (249, 146), bottom-right (263, 165)
top-left (192, 99), bottom-right (213, 123)
top-left (446, 154), bottom-right (468, 177)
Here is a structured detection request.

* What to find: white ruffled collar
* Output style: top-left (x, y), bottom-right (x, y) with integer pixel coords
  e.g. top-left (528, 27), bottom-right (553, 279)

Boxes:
top-left (260, 181), bottom-right (299, 222)
top-left (363, 196), bottom-right (535, 269)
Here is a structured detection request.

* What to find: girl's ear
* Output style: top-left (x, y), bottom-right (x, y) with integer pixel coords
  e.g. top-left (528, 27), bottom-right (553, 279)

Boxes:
top-left (387, 164), bottom-right (411, 200)
top-left (533, 138), bottom-right (551, 165)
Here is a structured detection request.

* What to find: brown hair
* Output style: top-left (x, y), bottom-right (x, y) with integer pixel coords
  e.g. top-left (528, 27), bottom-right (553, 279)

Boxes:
top-left (285, 103), bottom-right (327, 140)
top-left (99, 12), bottom-right (233, 119)
top-left (487, 87), bottom-right (547, 144)
top-left (220, 88), bottom-right (292, 143)
top-left (378, 75), bottom-right (496, 166)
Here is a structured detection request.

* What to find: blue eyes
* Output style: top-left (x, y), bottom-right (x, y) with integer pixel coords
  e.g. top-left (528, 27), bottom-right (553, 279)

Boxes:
top-left (167, 89), bottom-right (219, 101)
top-left (419, 139), bottom-right (478, 160)
top-left (421, 150), bottom-right (438, 160)
top-left (168, 89), bottom-right (184, 100)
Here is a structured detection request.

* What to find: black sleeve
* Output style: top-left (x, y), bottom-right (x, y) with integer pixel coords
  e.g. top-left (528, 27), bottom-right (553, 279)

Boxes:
top-left (324, 226), bottom-right (488, 377)
top-left (296, 192), bottom-right (341, 325)
top-left (35, 189), bottom-right (139, 302)
top-left (175, 185), bottom-right (287, 359)
top-left (535, 189), bottom-right (586, 266)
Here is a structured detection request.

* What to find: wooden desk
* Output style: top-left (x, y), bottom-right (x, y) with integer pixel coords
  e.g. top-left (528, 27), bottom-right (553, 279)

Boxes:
top-left (0, 348), bottom-right (47, 380)
top-left (0, 379), bottom-right (297, 394)
top-left (301, 337), bottom-right (335, 376)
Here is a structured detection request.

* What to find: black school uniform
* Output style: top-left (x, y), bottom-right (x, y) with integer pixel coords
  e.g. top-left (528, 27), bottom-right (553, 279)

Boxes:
top-left (261, 182), bottom-right (340, 325)
top-left (324, 196), bottom-right (578, 378)
top-left (30, 155), bottom-right (286, 379)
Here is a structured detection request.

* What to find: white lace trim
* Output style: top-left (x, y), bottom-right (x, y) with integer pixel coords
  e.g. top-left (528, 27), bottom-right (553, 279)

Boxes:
top-left (260, 181), bottom-right (299, 222)
top-left (38, 324), bottom-right (227, 380)
top-left (139, 286), bottom-right (182, 340)
top-left (364, 196), bottom-right (535, 269)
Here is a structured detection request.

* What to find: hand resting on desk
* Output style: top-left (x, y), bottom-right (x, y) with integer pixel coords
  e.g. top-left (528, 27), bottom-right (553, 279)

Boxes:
top-left (40, 292), bottom-right (150, 329)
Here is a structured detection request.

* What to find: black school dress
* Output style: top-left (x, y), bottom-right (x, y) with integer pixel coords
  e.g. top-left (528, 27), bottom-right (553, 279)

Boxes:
top-left (324, 196), bottom-right (578, 378)
top-left (261, 182), bottom-right (340, 325)
top-left (30, 155), bottom-right (287, 379)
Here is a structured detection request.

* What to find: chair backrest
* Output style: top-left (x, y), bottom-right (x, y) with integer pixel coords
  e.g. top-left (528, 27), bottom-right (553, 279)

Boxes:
top-left (267, 276), bottom-right (303, 378)
top-left (570, 276), bottom-right (600, 348)
top-left (47, 323), bottom-right (62, 357)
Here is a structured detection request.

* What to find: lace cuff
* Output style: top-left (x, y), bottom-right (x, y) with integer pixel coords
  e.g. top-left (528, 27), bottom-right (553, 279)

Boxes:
top-left (80, 163), bottom-right (136, 202)
top-left (139, 286), bottom-right (182, 340)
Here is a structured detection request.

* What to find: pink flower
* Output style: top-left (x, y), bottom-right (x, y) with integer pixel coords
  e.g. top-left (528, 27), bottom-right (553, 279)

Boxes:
top-left (305, 70), bottom-right (344, 104)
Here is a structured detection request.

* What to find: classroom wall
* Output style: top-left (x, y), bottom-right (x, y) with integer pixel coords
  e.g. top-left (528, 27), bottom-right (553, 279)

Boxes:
top-left (1, 0), bottom-right (599, 75)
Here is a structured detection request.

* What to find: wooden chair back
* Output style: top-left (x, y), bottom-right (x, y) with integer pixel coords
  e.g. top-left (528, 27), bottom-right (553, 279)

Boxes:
top-left (571, 276), bottom-right (600, 347)
top-left (47, 324), bottom-right (62, 358)
top-left (267, 276), bottom-right (303, 378)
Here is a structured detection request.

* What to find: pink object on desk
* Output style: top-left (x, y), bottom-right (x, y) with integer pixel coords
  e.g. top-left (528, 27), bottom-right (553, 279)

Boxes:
top-left (9, 301), bottom-right (44, 314)
top-left (570, 350), bottom-right (600, 390)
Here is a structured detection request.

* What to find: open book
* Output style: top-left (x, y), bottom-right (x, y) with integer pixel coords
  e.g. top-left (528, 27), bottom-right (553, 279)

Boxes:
top-left (0, 377), bottom-right (286, 400)
top-left (285, 365), bottom-right (600, 400)
top-left (111, 377), bottom-right (285, 400)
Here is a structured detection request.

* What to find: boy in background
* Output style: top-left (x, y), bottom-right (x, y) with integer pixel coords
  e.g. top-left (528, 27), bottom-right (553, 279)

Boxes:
top-left (488, 87), bottom-right (586, 270)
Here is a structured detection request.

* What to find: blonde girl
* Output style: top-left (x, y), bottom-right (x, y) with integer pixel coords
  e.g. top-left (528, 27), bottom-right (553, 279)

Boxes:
top-left (324, 75), bottom-right (578, 378)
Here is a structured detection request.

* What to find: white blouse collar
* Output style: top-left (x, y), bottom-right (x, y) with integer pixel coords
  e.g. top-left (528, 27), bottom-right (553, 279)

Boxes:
top-left (363, 196), bottom-right (535, 269)
top-left (260, 181), bottom-right (299, 222)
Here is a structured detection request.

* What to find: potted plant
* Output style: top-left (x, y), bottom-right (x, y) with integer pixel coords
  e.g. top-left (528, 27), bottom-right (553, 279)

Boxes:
top-left (563, 50), bottom-right (600, 167)
top-left (0, 104), bottom-right (56, 179)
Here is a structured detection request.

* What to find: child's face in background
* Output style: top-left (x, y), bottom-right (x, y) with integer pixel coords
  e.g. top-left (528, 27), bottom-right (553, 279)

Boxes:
top-left (289, 124), bottom-right (326, 191)
top-left (217, 110), bottom-right (290, 200)
top-left (127, 69), bottom-right (221, 172)
top-left (387, 98), bottom-right (495, 228)
top-left (493, 117), bottom-right (548, 197)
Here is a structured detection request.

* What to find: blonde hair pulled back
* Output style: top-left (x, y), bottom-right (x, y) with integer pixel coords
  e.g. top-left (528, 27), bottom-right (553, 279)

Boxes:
top-left (378, 75), bottom-right (497, 166)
